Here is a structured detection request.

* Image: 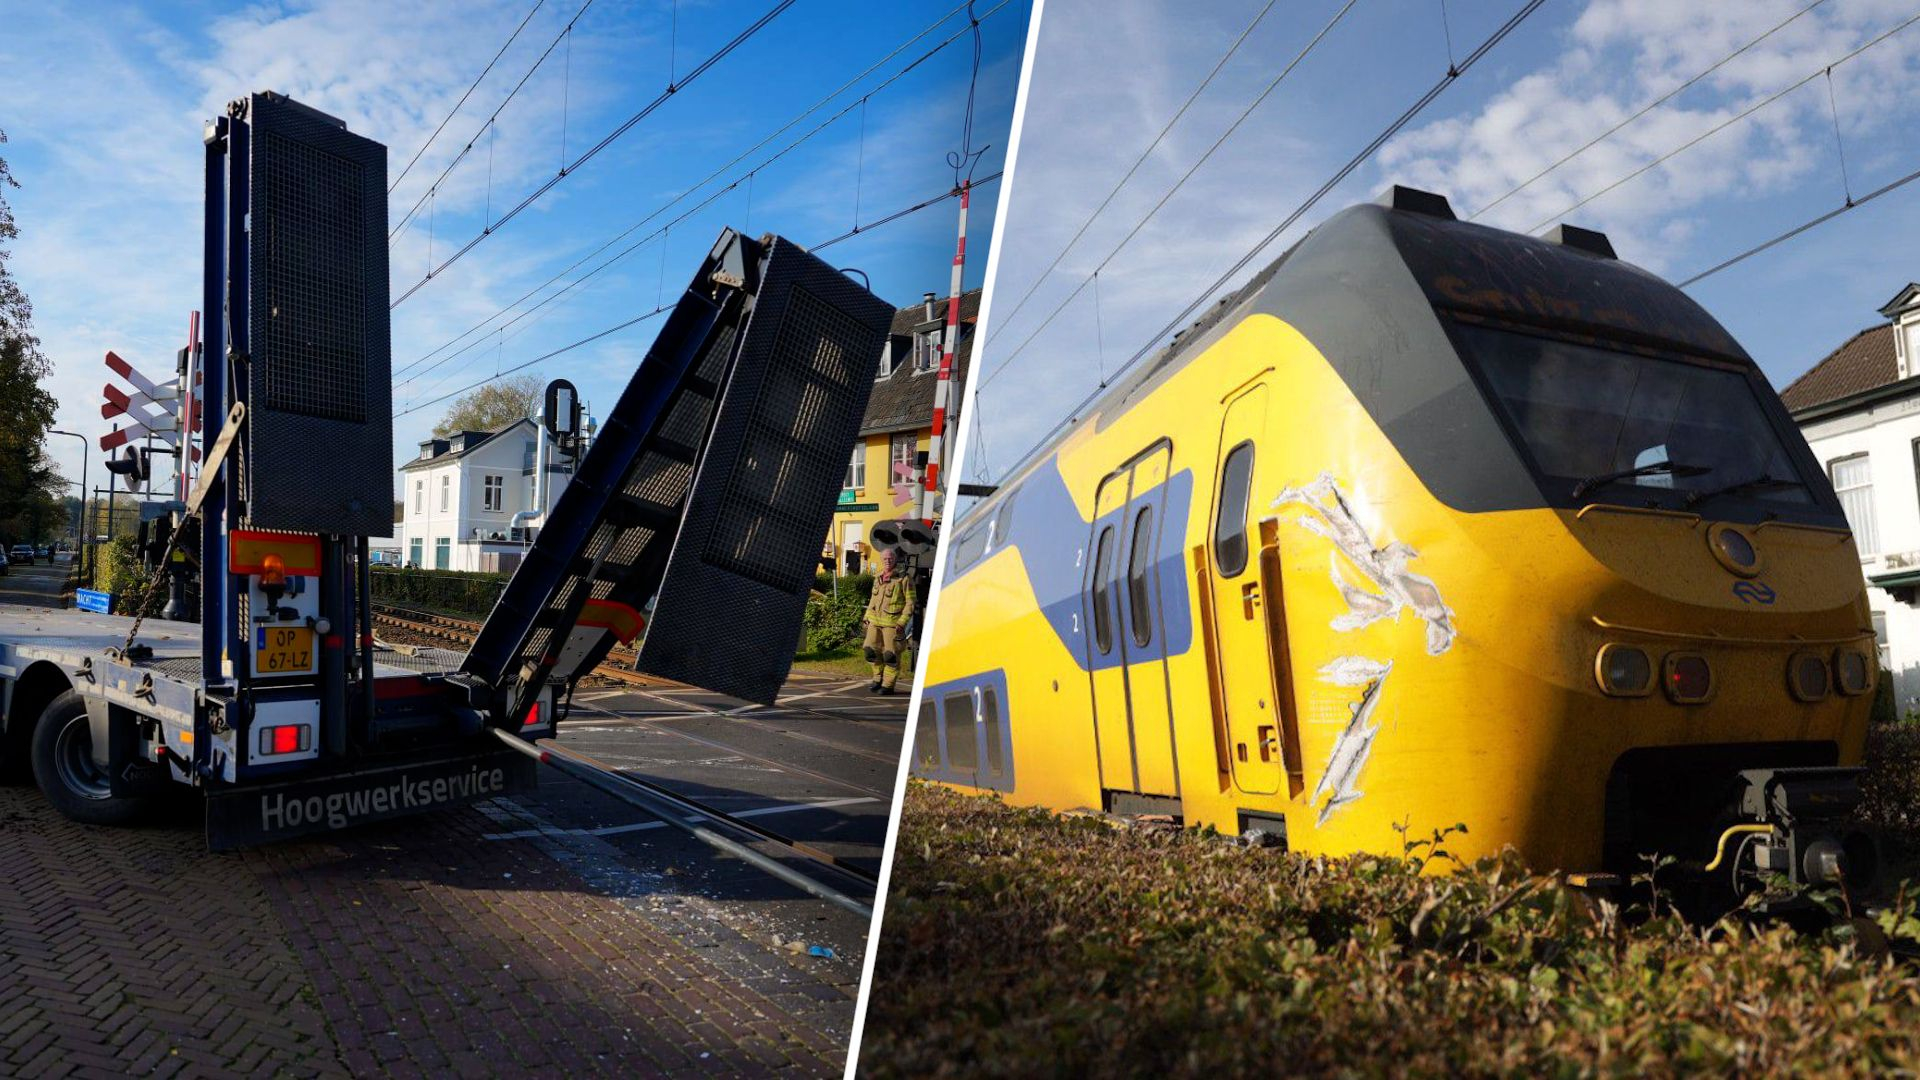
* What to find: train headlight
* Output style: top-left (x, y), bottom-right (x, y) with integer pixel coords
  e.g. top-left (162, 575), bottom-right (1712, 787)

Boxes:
top-left (1663, 653), bottom-right (1714, 704)
top-left (1835, 649), bottom-right (1872, 696)
top-left (1707, 523), bottom-right (1761, 577)
top-left (1788, 651), bottom-right (1831, 702)
top-left (1595, 644), bottom-right (1652, 697)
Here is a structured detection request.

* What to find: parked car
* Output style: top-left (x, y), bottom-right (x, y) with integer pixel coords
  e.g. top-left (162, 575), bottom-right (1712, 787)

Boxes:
top-left (0, 550), bottom-right (10, 575)
top-left (7, 544), bottom-right (33, 566)
top-left (36, 545), bottom-right (51, 560)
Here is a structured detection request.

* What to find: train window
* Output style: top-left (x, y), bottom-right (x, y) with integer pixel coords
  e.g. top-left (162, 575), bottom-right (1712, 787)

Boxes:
top-left (980, 687), bottom-right (1005, 781)
top-left (943, 692), bottom-right (978, 775)
top-left (950, 524), bottom-right (990, 571)
top-left (1457, 323), bottom-right (1813, 506)
top-left (992, 488), bottom-right (1017, 553)
top-left (1213, 441), bottom-right (1255, 576)
top-left (1091, 525), bottom-right (1115, 654)
top-left (914, 701), bottom-right (940, 772)
top-left (1128, 506), bottom-right (1155, 648)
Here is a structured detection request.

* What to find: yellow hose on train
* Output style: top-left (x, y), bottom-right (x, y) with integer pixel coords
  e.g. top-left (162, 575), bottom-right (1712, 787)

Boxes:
top-left (1703, 823), bottom-right (1776, 873)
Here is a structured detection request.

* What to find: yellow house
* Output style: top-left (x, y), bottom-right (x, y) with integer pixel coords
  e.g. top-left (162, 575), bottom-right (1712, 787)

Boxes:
top-left (827, 288), bottom-right (981, 574)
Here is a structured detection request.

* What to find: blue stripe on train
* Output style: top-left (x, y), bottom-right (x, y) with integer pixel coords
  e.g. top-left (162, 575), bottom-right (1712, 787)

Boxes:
top-left (951, 455), bottom-right (1194, 672)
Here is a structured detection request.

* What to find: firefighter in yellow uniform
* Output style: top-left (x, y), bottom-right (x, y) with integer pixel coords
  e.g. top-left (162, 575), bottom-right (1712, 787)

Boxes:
top-left (863, 549), bottom-right (916, 695)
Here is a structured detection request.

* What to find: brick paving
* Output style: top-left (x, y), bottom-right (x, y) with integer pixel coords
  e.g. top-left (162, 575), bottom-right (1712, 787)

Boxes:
top-left (0, 786), bottom-right (854, 1077)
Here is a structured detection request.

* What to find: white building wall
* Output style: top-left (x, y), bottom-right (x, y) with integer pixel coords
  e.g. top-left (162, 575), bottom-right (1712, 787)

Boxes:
top-left (394, 422), bottom-right (578, 573)
top-left (1799, 390), bottom-right (1920, 710)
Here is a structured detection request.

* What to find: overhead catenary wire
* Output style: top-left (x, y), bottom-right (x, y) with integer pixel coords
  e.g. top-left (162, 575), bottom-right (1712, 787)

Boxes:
top-left (946, 1), bottom-right (989, 186)
top-left (390, 0), bottom-right (800, 309)
top-left (980, 0), bottom-right (1361, 379)
top-left (392, 21), bottom-right (998, 401)
top-left (391, 0), bottom-right (597, 243)
top-left (395, 171), bottom-right (1001, 420)
top-left (1678, 159), bottom-right (1920, 289)
top-left (391, 0), bottom-right (998, 386)
top-left (1469, 0), bottom-right (1829, 221)
top-left (983, 0), bottom-right (1284, 349)
top-left (1522, 8), bottom-right (1920, 235)
top-left (983, 0), bottom-right (1547, 482)
top-left (391, 0), bottom-right (548, 195)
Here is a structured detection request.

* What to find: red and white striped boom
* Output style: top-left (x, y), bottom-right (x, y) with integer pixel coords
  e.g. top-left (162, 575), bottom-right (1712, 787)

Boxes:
top-left (914, 179), bottom-right (969, 518)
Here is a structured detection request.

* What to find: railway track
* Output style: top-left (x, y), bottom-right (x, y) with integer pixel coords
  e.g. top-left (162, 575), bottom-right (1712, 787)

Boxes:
top-left (371, 600), bottom-right (888, 901)
top-left (369, 602), bottom-right (672, 687)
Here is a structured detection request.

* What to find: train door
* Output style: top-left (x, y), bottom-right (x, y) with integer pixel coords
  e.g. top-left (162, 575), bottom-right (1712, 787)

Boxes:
top-left (1085, 477), bottom-right (1132, 792)
top-left (1204, 384), bottom-right (1303, 797)
top-left (1084, 445), bottom-right (1181, 801)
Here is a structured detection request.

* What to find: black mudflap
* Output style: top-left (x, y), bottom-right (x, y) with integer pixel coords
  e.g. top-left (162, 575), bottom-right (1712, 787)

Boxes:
top-left (204, 747), bottom-right (537, 851)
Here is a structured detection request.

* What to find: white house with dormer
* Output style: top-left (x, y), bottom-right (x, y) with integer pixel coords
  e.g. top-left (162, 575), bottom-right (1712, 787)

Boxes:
top-left (392, 418), bottom-right (575, 573)
top-left (1784, 284), bottom-right (1920, 709)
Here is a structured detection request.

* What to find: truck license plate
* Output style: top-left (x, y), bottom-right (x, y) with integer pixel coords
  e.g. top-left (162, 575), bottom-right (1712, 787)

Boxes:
top-left (257, 625), bottom-right (315, 674)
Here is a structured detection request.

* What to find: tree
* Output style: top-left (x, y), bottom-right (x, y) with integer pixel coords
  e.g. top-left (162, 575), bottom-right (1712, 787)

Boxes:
top-left (431, 374), bottom-right (542, 436)
top-left (0, 128), bottom-right (61, 536)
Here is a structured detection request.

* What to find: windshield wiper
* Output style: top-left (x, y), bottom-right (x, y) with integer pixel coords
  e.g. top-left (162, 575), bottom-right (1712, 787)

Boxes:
top-left (1683, 472), bottom-right (1806, 509)
top-left (1571, 460), bottom-right (1711, 501)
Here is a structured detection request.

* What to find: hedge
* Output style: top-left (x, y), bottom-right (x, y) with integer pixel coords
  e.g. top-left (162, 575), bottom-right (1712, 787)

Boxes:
top-left (370, 566), bottom-right (508, 617)
top-left (803, 574), bottom-right (874, 653)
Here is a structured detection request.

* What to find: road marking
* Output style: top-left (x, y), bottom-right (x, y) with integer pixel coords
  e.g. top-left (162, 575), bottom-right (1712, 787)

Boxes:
top-left (479, 795), bottom-right (880, 841)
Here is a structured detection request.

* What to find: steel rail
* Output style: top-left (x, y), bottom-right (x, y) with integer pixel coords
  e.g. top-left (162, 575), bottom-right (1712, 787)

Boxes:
top-left (491, 729), bottom-right (876, 918)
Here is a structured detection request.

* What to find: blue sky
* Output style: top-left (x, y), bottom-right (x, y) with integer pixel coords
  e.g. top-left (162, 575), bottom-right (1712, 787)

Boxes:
top-left (960, 0), bottom-right (1920, 488)
top-left (2, 0), bottom-right (1030, 501)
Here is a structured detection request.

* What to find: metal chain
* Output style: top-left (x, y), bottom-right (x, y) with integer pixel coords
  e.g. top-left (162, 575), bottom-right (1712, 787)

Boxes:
top-left (117, 511), bottom-right (199, 657)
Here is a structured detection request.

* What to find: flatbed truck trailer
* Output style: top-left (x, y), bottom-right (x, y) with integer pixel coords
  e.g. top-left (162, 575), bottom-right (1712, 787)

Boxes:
top-left (0, 606), bottom-right (537, 848)
top-left (0, 91), bottom-right (892, 851)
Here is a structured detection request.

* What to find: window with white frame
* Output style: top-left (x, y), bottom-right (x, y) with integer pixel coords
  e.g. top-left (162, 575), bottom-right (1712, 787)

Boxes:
top-left (891, 432), bottom-right (919, 485)
top-left (844, 442), bottom-right (866, 493)
top-left (414, 479), bottom-right (424, 514)
top-left (914, 329), bottom-right (941, 372)
top-left (1873, 610), bottom-right (1892, 672)
top-left (1831, 454), bottom-right (1878, 555)
top-left (483, 474), bottom-right (504, 512)
top-left (439, 474), bottom-right (450, 512)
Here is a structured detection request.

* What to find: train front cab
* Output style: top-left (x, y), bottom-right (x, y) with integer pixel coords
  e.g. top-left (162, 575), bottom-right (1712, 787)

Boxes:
top-left (919, 190), bottom-right (1880, 904)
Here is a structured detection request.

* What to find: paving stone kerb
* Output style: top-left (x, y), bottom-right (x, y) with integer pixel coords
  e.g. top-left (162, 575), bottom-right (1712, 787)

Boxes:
top-left (0, 787), bottom-right (851, 1078)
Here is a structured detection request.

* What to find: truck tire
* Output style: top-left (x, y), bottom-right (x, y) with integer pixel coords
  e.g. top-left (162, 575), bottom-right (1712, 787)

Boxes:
top-left (30, 690), bottom-right (152, 826)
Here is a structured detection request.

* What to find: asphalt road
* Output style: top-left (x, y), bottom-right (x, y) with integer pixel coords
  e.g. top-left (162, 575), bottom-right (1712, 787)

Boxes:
top-left (0, 554), bottom-right (66, 608)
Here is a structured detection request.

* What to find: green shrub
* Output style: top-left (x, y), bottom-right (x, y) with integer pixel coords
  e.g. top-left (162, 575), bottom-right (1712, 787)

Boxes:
top-left (862, 783), bottom-right (1920, 1077)
top-left (93, 535), bottom-right (153, 615)
top-left (370, 566), bottom-right (507, 617)
top-left (802, 575), bottom-right (873, 653)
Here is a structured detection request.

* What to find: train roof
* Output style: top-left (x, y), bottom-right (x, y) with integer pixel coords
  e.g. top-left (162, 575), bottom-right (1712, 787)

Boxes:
top-left (976, 188), bottom-right (1763, 519)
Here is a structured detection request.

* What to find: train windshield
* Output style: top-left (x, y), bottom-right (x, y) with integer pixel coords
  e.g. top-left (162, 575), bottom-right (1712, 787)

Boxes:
top-left (1456, 322), bottom-right (1814, 508)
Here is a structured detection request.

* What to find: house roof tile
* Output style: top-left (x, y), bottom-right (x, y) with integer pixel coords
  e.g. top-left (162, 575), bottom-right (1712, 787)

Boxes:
top-left (1779, 323), bottom-right (1897, 414)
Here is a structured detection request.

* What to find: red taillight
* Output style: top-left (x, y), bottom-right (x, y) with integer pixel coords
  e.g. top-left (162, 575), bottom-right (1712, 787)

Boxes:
top-left (258, 724), bottom-right (308, 755)
top-left (522, 702), bottom-right (543, 729)
top-left (1664, 654), bottom-right (1713, 704)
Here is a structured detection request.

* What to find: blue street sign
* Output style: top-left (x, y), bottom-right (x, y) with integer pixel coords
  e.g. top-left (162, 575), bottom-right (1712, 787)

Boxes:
top-left (75, 589), bottom-right (112, 614)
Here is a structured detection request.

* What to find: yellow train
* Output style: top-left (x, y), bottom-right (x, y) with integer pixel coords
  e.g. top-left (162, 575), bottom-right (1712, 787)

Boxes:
top-left (916, 187), bottom-right (1879, 899)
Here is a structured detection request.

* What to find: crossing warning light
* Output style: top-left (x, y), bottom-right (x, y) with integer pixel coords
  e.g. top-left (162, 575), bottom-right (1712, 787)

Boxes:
top-left (103, 446), bottom-right (151, 490)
